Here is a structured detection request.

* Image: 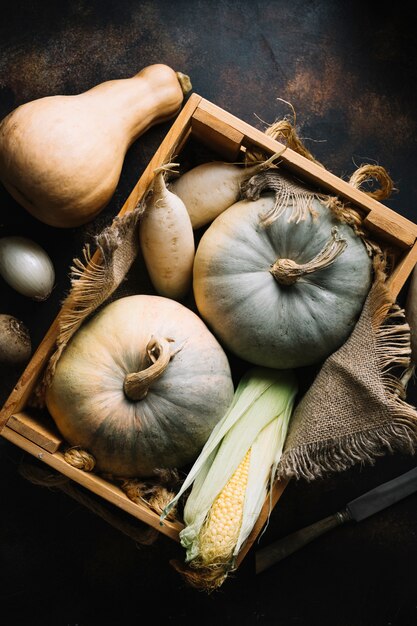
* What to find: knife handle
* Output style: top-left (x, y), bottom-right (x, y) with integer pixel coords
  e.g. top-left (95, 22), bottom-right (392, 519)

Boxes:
top-left (255, 508), bottom-right (352, 574)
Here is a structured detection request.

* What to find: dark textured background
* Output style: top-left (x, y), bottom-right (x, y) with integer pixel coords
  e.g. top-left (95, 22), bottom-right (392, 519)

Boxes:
top-left (1, 1), bottom-right (417, 624)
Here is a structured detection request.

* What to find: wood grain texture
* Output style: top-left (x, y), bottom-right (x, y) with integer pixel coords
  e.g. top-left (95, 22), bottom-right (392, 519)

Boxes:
top-left (2, 424), bottom-right (183, 541)
top-left (198, 99), bottom-right (417, 249)
top-left (7, 411), bottom-right (63, 453)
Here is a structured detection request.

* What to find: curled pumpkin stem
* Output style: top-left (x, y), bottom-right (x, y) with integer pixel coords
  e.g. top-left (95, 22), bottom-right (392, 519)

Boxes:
top-left (270, 227), bottom-right (347, 286)
top-left (123, 336), bottom-right (174, 401)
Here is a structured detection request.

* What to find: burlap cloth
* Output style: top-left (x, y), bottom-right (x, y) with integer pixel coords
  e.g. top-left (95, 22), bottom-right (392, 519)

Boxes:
top-left (276, 254), bottom-right (417, 481)
top-left (31, 116), bottom-right (417, 484)
top-left (245, 116), bottom-right (417, 480)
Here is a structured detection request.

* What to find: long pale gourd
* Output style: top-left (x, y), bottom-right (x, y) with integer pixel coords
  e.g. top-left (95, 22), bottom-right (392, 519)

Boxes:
top-left (169, 152), bottom-right (283, 229)
top-left (139, 164), bottom-right (195, 301)
top-left (0, 64), bottom-right (191, 227)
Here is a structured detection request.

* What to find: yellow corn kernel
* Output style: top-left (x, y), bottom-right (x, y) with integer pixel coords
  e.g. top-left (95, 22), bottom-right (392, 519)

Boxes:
top-left (198, 448), bottom-right (251, 565)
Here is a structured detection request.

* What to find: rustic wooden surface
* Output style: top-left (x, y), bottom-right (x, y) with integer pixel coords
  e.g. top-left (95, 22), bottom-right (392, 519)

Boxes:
top-left (1, 1), bottom-right (417, 624)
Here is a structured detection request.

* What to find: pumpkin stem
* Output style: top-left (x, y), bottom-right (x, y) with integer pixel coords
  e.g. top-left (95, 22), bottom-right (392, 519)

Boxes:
top-left (270, 227), bottom-right (347, 286)
top-left (123, 336), bottom-right (173, 401)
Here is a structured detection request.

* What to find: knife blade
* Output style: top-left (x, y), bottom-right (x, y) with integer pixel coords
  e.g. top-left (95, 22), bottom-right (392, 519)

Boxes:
top-left (255, 465), bottom-right (417, 574)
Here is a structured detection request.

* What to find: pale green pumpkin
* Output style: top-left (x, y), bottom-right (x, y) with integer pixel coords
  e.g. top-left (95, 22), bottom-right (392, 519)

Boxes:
top-left (193, 193), bottom-right (373, 369)
top-left (45, 294), bottom-right (234, 477)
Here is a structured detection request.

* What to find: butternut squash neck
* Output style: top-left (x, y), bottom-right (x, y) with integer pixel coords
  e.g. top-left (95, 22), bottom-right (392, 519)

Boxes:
top-left (83, 65), bottom-right (191, 145)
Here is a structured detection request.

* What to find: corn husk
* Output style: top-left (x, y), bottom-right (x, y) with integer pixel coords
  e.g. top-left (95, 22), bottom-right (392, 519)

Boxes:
top-left (161, 366), bottom-right (298, 587)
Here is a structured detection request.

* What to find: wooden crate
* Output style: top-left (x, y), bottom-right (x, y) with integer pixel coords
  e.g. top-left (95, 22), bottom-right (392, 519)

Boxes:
top-left (2, 92), bottom-right (417, 572)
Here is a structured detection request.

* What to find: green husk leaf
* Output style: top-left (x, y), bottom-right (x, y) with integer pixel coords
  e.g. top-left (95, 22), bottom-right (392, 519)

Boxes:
top-left (161, 366), bottom-right (298, 566)
top-left (234, 405), bottom-right (292, 557)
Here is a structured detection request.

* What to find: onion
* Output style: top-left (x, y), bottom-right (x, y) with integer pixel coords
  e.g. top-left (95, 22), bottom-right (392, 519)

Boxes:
top-left (0, 313), bottom-right (32, 366)
top-left (0, 236), bottom-right (55, 300)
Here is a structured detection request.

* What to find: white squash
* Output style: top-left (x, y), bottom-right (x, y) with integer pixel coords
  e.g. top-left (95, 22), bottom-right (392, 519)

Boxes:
top-left (45, 294), bottom-right (234, 477)
top-left (169, 152), bottom-right (283, 229)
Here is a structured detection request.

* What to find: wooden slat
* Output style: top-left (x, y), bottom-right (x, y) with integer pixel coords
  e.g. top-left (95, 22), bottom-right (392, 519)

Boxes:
top-left (0, 322), bottom-right (63, 429)
top-left (7, 411), bottom-right (63, 453)
top-left (117, 93), bottom-right (202, 219)
top-left (191, 107), bottom-right (244, 161)
top-left (387, 241), bottom-right (417, 300)
top-left (363, 210), bottom-right (417, 250)
top-left (2, 424), bottom-right (183, 541)
top-left (197, 98), bottom-right (417, 249)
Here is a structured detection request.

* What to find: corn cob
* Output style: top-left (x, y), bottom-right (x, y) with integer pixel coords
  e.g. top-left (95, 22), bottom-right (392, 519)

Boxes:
top-left (198, 448), bottom-right (251, 565)
top-left (162, 366), bottom-right (298, 591)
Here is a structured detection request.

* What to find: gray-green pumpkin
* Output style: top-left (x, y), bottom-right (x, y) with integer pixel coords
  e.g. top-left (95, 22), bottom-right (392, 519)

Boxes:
top-left (45, 294), bottom-right (234, 477)
top-left (193, 187), bottom-right (373, 369)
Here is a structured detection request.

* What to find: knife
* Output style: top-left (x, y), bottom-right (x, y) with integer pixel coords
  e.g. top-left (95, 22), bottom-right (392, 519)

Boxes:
top-left (255, 465), bottom-right (417, 574)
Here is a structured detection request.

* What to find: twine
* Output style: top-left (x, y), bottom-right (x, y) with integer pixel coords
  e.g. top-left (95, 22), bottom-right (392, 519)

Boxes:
top-left (349, 164), bottom-right (395, 201)
top-left (245, 99), bottom-right (324, 167)
top-left (61, 445), bottom-right (182, 523)
top-left (246, 99), bottom-right (395, 209)
top-left (64, 446), bottom-right (96, 471)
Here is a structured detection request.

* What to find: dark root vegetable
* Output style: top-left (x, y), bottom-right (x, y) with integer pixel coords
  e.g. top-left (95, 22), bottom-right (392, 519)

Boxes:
top-left (0, 314), bottom-right (32, 367)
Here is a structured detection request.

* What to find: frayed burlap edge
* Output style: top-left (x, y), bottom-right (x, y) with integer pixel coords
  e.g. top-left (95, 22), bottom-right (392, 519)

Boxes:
top-left (241, 167), bottom-right (392, 252)
top-left (276, 419), bottom-right (417, 482)
top-left (32, 205), bottom-right (144, 406)
top-left (276, 254), bottom-right (417, 482)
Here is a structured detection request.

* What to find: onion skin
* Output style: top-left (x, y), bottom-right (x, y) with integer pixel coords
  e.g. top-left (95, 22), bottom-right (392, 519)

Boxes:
top-left (0, 236), bottom-right (55, 301)
top-left (0, 314), bottom-right (32, 367)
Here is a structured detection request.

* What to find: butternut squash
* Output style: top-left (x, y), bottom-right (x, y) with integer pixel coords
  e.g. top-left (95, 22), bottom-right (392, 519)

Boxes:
top-left (0, 64), bottom-right (192, 228)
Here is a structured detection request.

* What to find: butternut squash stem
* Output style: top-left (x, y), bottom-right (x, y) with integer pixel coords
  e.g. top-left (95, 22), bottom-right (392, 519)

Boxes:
top-left (123, 336), bottom-right (173, 401)
top-left (270, 227), bottom-right (347, 286)
top-left (175, 72), bottom-right (192, 95)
